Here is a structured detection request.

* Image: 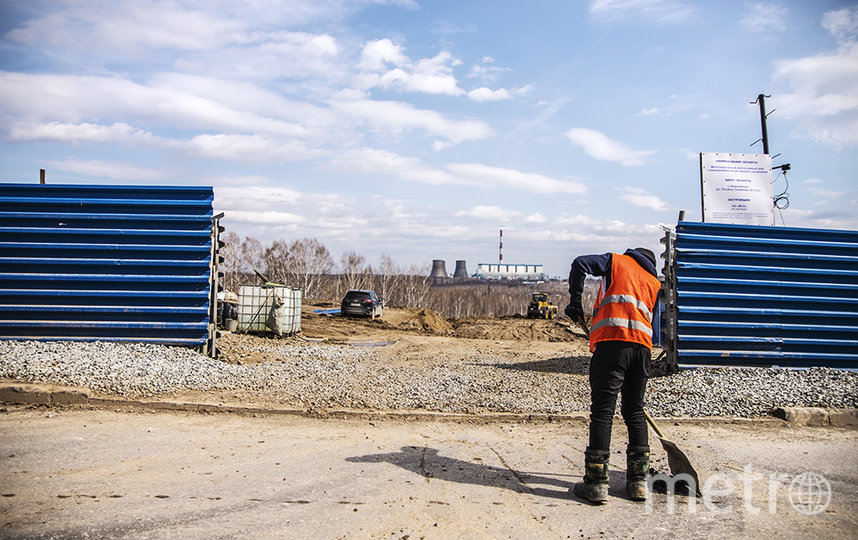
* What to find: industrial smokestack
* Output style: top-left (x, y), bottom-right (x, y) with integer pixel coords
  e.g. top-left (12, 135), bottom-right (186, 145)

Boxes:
top-left (430, 259), bottom-right (448, 280)
top-left (499, 229), bottom-right (503, 264)
top-left (453, 260), bottom-right (468, 279)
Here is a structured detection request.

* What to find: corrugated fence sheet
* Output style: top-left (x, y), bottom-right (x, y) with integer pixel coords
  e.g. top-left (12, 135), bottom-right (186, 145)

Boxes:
top-left (675, 221), bottom-right (858, 368)
top-left (0, 183), bottom-right (216, 351)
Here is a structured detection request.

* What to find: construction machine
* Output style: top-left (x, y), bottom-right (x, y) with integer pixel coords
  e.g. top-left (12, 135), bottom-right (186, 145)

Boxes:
top-left (526, 292), bottom-right (559, 319)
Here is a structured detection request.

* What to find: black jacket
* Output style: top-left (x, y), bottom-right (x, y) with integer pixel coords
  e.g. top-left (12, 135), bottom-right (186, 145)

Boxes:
top-left (568, 248), bottom-right (658, 304)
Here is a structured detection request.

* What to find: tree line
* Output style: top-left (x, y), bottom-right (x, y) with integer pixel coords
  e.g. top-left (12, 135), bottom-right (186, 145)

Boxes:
top-left (219, 233), bottom-right (432, 308)
top-left (220, 233), bottom-right (582, 317)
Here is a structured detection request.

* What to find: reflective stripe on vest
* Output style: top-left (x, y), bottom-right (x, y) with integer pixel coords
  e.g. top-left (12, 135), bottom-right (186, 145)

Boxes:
top-left (597, 294), bottom-right (653, 321)
top-left (591, 317), bottom-right (653, 337)
top-left (589, 254), bottom-right (661, 351)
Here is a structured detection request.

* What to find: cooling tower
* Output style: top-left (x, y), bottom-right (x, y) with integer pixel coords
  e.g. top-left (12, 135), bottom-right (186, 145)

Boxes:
top-left (453, 260), bottom-right (469, 278)
top-left (430, 259), bottom-right (448, 279)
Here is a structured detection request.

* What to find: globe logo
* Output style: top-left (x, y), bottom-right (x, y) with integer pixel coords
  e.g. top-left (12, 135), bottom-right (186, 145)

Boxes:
top-left (788, 472), bottom-right (831, 515)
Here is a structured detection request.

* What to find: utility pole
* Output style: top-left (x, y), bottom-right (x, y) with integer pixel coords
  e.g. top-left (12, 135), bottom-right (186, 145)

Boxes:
top-left (753, 93), bottom-right (771, 155)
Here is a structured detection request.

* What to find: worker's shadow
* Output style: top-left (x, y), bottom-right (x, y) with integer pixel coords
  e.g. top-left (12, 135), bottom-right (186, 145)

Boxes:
top-left (347, 445), bottom-right (614, 502)
top-left (493, 355), bottom-right (590, 374)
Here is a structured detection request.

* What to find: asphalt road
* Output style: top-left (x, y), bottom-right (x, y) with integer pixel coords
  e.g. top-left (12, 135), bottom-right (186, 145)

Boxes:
top-left (1, 408), bottom-right (856, 539)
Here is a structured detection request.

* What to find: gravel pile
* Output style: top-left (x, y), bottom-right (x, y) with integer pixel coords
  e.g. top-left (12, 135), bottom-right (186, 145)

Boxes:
top-left (1, 339), bottom-right (856, 417)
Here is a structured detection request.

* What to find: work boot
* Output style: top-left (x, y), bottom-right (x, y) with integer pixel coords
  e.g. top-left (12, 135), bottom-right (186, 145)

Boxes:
top-left (626, 445), bottom-right (650, 501)
top-left (572, 448), bottom-right (610, 504)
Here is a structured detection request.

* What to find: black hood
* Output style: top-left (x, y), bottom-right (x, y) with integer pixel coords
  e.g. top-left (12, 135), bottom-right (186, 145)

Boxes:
top-left (624, 248), bottom-right (658, 278)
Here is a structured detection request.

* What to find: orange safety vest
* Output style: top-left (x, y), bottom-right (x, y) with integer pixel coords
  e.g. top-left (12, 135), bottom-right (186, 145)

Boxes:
top-left (590, 253), bottom-right (662, 352)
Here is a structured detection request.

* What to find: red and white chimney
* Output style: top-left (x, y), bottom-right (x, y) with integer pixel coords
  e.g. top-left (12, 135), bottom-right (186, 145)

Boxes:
top-left (499, 229), bottom-right (503, 264)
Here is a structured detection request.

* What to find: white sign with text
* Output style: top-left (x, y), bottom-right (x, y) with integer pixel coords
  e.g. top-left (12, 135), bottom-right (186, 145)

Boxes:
top-left (700, 152), bottom-right (773, 225)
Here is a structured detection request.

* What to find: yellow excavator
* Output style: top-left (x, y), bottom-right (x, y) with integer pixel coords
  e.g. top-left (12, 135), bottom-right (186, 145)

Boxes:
top-left (526, 292), bottom-right (559, 319)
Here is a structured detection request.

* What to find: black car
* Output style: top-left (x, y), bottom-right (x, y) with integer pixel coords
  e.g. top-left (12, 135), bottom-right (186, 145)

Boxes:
top-left (340, 289), bottom-right (383, 318)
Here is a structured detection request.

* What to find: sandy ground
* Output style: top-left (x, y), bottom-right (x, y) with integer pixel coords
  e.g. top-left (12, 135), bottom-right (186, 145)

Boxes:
top-left (2, 305), bottom-right (855, 538)
top-left (1, 408), bottom-right (855, 539)
top-left (218, 305), bottom-right (594, 368)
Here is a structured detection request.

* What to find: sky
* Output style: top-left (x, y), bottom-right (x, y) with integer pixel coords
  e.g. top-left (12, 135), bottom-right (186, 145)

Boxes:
top-left (1, 0), bottom-right (857, 278)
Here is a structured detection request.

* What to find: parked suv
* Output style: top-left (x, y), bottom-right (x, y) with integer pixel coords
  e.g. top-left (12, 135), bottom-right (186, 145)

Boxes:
top-left (340, 289), bottom-right (383, 318)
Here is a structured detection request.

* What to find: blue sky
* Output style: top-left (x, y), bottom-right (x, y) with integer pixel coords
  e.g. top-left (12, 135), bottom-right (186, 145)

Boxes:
top-left (1, 0), bottom-right (856, 277)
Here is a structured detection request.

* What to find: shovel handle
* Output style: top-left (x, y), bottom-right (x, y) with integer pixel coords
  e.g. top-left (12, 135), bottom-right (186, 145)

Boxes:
top-left (574, 315), bottom-right (590, 338)
top-left (643, 409), bottom-right (666, 439)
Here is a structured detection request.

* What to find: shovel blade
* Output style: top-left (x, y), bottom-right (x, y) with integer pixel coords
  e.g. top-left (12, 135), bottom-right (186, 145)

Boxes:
top-left (658, 437), bottom-right (702, 497)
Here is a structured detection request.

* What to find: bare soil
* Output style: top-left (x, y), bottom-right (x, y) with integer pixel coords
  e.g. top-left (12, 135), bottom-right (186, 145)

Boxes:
top-left (217, 304), bottom-right (593, 367)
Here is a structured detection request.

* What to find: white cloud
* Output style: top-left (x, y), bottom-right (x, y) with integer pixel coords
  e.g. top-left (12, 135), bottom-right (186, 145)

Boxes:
top-left (6, 1), bottom-right (243, 54)
top-left (616, 187), bottom-right (670, 211)
top-left (0, 69), bottom-right (494, 155)
top-left (635, 99), bottom-right (690, 117)
top-left (180, 31), bottom-right (344, 79)
top-left (445, 163), bottom-right (588, 194)
top-left (7, 120), bottom-right (323, 165)
top-left (147, 73), bottom-right (333, 134)
top-left (8, 122), bottom-right (154, 144)
top-left (384, 54), bottom-right (464, 95)
top-left (772, 7), bottom-right (858, 147)
top-left (564, 128), bottom-right (657, 166)
top-left (455, 205), bottom-right (519, 221)
top-left (467, 87), bottom-right (512, 102)
top-left (359, 38), bottom-right (409, 71)
top-left (545, 214), bottom-right (665, 256)
top-left (357, 41), bottom-right (464, 96)
top-left (679, 148), bottom-right (699, 160)
top-left (0, 72), bottom-right (310, 138)
top-left (467, 58), bottom-right (511, 82)
top-left (184, 134), bottom-right (323, 163)
top-left (48, 159), bottom-right (167, 181)
top-left (822, 7), bottom-right (858, 43)
top-left (329, 97), bottom-right (493, 144)
top-left (225, 210), bottom-right (306, 225)
top-left (525, 213), bottom-right (548, 223)
top-left (331, 148), bottom-right (457, 186)
top-left (740, 3), bottom-right (788, 33)
top-left (777, 205), bottom-right (858, 231)
top-left (330, 148), bottom-right (588, 194)
top-left (588, 0), bottom-right (696, 25)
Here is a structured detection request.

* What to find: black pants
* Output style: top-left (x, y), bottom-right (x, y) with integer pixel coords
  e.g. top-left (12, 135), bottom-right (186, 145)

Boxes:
top-left (588, 341), bottom-right (650, 452)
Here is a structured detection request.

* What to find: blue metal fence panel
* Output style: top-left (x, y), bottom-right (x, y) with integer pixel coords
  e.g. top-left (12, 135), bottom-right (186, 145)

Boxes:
top-left (675, 221), bottom-right (858, 368)
top-left (0, 183), bottom-right (214, 347)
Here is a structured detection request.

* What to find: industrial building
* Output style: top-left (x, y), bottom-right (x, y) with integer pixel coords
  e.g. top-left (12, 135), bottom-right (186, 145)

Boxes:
top-left (474, 263), bottom-right (548, 281)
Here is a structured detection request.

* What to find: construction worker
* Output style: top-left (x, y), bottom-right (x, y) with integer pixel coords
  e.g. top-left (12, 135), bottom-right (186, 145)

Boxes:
top-left (565, 247), bottom-right (661, 504)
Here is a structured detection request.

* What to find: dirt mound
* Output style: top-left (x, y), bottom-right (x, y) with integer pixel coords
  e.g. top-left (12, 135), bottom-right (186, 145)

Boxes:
top-left (385, 308), bottom-right (454, 335)
top-left (298, 304), bottom-right (581, 342)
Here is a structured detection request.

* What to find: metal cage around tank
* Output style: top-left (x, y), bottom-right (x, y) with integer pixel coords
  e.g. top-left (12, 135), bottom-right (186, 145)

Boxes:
top-left (662, 221), bottom-right (858, 369)
top-left (0, 183), bottom-right (220, 355)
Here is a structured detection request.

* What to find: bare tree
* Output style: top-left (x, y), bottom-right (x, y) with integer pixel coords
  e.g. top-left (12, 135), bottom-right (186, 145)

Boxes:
top-left (220, 233), bottom-right (266, 291)
top-left (377, 254), bottom-right (399, 304)
top-left (400, 263), bottom-right (431, 307)
top-left (240, 236), bottom-right (265, 277)
top-left (340, 251), bottom-right (373, 294)
top-left (219, 231), bottom-right (241, 292)
top-left (287, 237), bottom-right (334, 299)
top-left (263, 239), bottom-right (290, 283)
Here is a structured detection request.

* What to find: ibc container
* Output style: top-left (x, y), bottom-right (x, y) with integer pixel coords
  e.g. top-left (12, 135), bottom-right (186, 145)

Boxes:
top-left (237, 285), bottom-right (302, 335)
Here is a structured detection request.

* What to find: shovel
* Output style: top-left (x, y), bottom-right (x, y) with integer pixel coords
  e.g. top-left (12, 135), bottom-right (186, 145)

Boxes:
top-left (574, 314), bottom-right (701, 496)
top-left (644, 409), bottom-right (702, 496)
